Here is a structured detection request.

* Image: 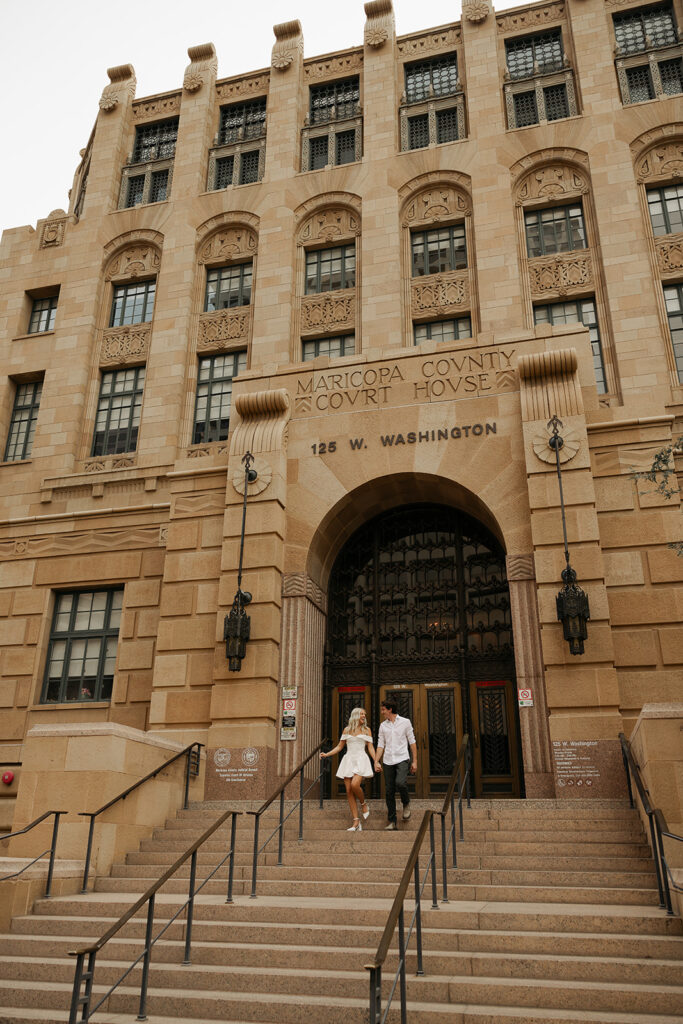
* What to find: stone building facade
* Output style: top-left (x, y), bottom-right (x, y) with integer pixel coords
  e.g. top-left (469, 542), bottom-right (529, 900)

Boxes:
top-left (1, 0), bottom-right (682, 822)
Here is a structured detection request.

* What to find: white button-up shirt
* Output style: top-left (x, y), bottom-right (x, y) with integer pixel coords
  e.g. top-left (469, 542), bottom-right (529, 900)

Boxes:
top-left (377, 714), bottom-right (416, 766)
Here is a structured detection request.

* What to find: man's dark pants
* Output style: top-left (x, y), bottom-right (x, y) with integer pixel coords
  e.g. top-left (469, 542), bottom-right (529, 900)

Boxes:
top-left (383, 759), bottom-right (411, 824)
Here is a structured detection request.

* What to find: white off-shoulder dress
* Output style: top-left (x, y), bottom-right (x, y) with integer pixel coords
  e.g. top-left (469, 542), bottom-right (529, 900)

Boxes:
top-left (336, 732), bottom-right (374, 779)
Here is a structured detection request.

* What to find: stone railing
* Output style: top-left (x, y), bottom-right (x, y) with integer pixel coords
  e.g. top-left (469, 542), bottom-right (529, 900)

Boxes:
top-left (100, 323), bottom-right (151, 366)
top-left (411, 270), bottom-right (470, 318)
top-left (198, 307), bottom-right (251, 349)
top-left (655, 232), bottom-right (683, 277)
top-left (300, 290), bottom-right (355, 336)
top-left (528, 250), bottom-right (593, 298)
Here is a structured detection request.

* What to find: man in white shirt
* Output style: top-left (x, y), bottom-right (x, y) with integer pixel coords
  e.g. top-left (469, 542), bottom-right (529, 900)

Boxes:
top-left (374, 698), bottom-right (418, 830)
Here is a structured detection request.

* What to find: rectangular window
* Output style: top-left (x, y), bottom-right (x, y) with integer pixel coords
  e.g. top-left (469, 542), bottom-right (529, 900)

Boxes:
top-left (436, 108), bottom-right (459, 144)
top-left (302, 335), bottom-right (355, 361)
top-left (4, 380), bottom-right (42, 462)
top-left (28, 296), bottom-right (58, 334)
top-left (414, 318), bottom-right (472, 344)
top-left (205, 263), bottom-right (253, 311)
top-left (408, 114), bottom-right (429, 150)
top-left (42, 590), bottom-right (123, 704)
top-left (110, 281), bottom-right (156, 327)
top-left (411, 225), bottom-right (467, 277)
top-left (193, 351), bottom-right (247, 444)
top-left (310, 77), bottom-right (360, 124)
top-left (150, 169), bottom-right (169, 203)
top-left (239, 150), bottom-right (260, 185)
top-left (625, 64), bottom-right (655, 101)
top-left (614, 4), bottom-right (676, 54)
top-left (91, 367), bottom-right (145, 456)
top-left (534, 298), bottom-right (606, 393)
top-left (647, 184), bottom-right (683, 235)
top-left (664, 283), bottom-right (683, 380)
top-left (524, 204), bottom-right (587, 258)
top-left (660, 56), bottom-right (683, 94)
top-left (505, 30), bottom-right (563, 80)
top-left (309, 136), bottom-right (329, 170)
top-left (335, 130), bottom-right (356, 165)
top-left (544, 83), bottom-right (569, 121)
top-left (305, 245), bottom-right (355, 294)
top-left (405, 54), bottom-right (458, 103)
top-left (215, 156), bottom-right (235, 190)
top-left (513, 90), bottom-right (539, 127)
top-left (219, 99), bottom-right (267, 145)
top-left (133, 118), bottom-right (179, 163)
top-left (125, 175), bottom-right (145, 208)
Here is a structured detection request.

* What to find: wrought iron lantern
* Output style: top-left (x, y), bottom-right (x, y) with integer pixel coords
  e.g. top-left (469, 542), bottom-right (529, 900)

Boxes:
top-left (548, 415), bottom-right (590, 655)
top-left (224, 452), bottom-right (257, 671)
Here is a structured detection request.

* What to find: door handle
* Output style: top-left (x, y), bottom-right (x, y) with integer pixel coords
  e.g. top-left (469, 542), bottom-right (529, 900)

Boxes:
top-left (474, 730), bottom-right (479, 748)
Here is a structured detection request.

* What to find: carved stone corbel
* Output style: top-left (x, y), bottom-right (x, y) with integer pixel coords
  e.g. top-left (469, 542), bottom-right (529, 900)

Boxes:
top-left (272, 20), bottom-right (304, 71)
top-left (99, 64), bottom-right (136, 113)
top-left (183, 43), bottom-right (218, 93)
top-left (364, 0), bottom-right (395, 49)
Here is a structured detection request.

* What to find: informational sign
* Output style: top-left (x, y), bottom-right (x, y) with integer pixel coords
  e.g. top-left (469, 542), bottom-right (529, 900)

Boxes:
top-left (552, 740), bottom-right (600, 787)
top-left (212, 747), bottom-right (260, 784)
top-left (282, 687), bottom-right (297, 700)
top-left (518, 688), bottom-right (534, 707)
top-left (281, 697), bottom-right (297, 741)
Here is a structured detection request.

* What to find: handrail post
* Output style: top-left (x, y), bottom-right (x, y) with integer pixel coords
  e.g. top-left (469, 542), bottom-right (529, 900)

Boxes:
top-left (183, 850), bottom-right (197, 965)
top-left (299, 765), bottom-right (305, 842)
top-left (466, 740), bottom-right (472, 808)
top-left (655, 820), bottom-right (674, 915)
top-left (69, 950), bottom-right (93, 1024)
top-left (413, 857), bottom-right (425, 976)
top-left (183, 746), bottom-right (192, 810)
top-left (440, 812), bottom-right (449, 903)
top-left (450, 792), bottom-right (457, 868)
top-left (137, 894), bottom-right (155, 1021)
top-left (45, 811), bottom-right (61, 898)
top-left (398, 907), bottom-right (408, 1024)
top-left (648, 811), bottom-right (666, 909)
top-left (226, 811), bottom-right (237, 904)
top-left (278, 789), bottom-right (285, 865)
top-left (81, 814), bottom-right (96, 894)
top-left (368, 966), bottom-right (381, 1024)
top-left (429, 814), bottom-right (438, 910)
top-left (250, 813), bottom-right (260, 898)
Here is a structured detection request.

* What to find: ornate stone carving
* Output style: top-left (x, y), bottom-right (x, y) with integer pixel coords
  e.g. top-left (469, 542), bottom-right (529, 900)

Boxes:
top-left (401, 181), bottom-right (471, 226)
top-left (463, 0), bottom-right (491, 23)
top-left (532, 425), bottom-right (580, 464)
top-left (297, 203), bottom-right (361, 244)
top-left (100, 324), bottom-right (151, 366)
top-left (496, 1), bottom-right (564, 32)
top-left (272, 20), bottom-right (303, 72)
top-left (364, 0), bottom-right (394, 49)
top-left (198, 308), bottom-right (251, 348)
top-left (635, 140), bottom-right (683, 183)
top-left (505, 554), bottom-right (536, 581)
top-left (518, 348), bottom-right (583, 421)
top-left (301, 293), bottom-right (355, 335)
top-left (655, 233), bottom-right (683, 275)
top-left (82, 455), bottom-right (138, 474)
top-left (411, 271), bottom-right (470, 316)
top-left (40, 210), bottom-right (68, 249)
top-left (184, 443), bottom-right (230, 458)
top-left (99, 64), bottom-right (135, 113)
top-left (216, 74), bottom-right (269, 100)
top-left (231, 389), bottom-right (291, 456)
top-left (515, 163), bottom-right (589, 205)
top-left (105, 244), bottom-right (161, 281)
top-left (183, 43), bottom-right (217, 93)
top-left (304, 52), bottom-right (364, 80)
top-left (132, 94), bottom-right (181, 121)
top-left (528, 252), bottom-right (593, 297)
top-left (3, 526), bottom-right (161, 559)
top-left (198, 226), bottom-right (257, 264)
top-left (282, 572), bottom-right (327, 611)
top-left (232, 458), bottom-right (272, 495)
top-left (397, 28), bottom-right (461, 56)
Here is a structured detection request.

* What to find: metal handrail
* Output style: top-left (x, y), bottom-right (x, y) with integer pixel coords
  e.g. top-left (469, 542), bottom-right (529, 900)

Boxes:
top-left (438, 734), bottom-right (472, 902)
top-left (68, 807), bottom-right (240, 1023)
top-left (248, 739), bottom-right (329, 898)
top-left (0, 809), bottom-right (66, 897)
top-left (365, 810), bottom-right (439, 1024)
top-left (619, 733), bottom-right (682, 916)
top-left (78, 740), bottom-right (203, 892)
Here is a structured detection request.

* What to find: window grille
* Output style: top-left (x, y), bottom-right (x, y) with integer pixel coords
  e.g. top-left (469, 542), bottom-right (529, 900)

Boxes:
top-left (505, 30), bottom-right (563, 80)
top-left (193, 351), bottom-right (247, 444)
top-left (534, 298), bottom-right (606, 393)
top-left (405, 55), bottom-right (458, 103)
top-left (205, 263), bottom-right (253, 311)
top-left (309, 135), bottom-right (329, 170)
top-left (91, 367), bottom-right (145, 456)
top-left (125, 175), bottom-right (145, 208)
top-left (239, 150), bottom-right (260, 184)
top-left (335, 130), bottom-right (356, 165)
top-left (660, 56), bottom-right (683, 93)
top-left (625, 64), bottom-right (655, 100)
top-left (408, 114), bottom-right (429, 150)
top-left (544, 83), bottom-right (569, 120)
top-left (310, 77), bottom-right (360, 124)
top-left (302, 335), bottom-right (355, 360)
top-left (513, 90), bottom-right (539, 126)
top-left (305, 246), bottom-right (355, 294)
top-left (436, 108), bottom-right (459, 143)
top-left (110, 281), bottom-right (156, 327)
top-left (42, 590), bottom-right (122, 704)
top-left (524, 204), bottom-right (587, 257)
top-left (411, 225), bottom-right (467, 276)
top-left (414, 318), bottom-right (472, 344)
top-left (133, 119), bottom-right (179, 163)
top-left (219, 99), bottom-right (266, 144)
top-left (613, 4), bottom-right (677, 54)
top-left (664, 283), bottom-right (683, 380)
top-left (647, 184), bottom-right (683, 235)
top-left (215, 156), bottom-right (235, 190)
top-left (150, 169), bottom-right (169, 203)
top-left (4, 381), bottom-right (42, 462)
top-left (28, 296), bottom-right (58, 334)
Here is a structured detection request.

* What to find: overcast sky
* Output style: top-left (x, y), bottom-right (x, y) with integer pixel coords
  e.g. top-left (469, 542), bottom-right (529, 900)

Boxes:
top-left (0, 0), bottom-right (529, 237)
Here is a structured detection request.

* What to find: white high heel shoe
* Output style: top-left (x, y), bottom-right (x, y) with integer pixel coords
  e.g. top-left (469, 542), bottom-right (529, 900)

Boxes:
top-left (347, 819), bottom-right (362, 832)
top-left (361, 802), bottom-right (370, 820)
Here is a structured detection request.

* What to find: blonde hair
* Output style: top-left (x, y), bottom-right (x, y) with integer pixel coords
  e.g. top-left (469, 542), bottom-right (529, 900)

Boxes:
top-left (346, 707), bottom-right (368, 735)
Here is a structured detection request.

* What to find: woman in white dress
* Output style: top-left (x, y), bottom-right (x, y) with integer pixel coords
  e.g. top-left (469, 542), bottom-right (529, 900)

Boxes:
top-left (320, 708), bottom-right (377, 832)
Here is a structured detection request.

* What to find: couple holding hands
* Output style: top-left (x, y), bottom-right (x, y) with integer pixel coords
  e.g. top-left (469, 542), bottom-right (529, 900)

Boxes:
top-left (320, 699), bottom-right (417, 832)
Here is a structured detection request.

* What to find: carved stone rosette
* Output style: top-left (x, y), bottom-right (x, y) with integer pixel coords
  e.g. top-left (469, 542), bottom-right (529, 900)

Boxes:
top-left (364, 0), bottom-right (394, 49)
top-left (272, 20), bottom-right (303, 72)
top-left (99, 64), bottom-right (136, 113)
top-left (655, 233), bottom-right (683, 277)
top-left (198, 308), bottom-right (251, 350)
top-left (100, 324), bottom-right (151, 366)
top-left (463, 0), bottom-right (491, 23)
top-left (528, 251), bottom-right (593, 298)
top-left (183, 43), bottom-right (218, 93)
top-left (300, 292), bottom-right (355, 337)
top-left (411, 271), bottom-right (470, 317)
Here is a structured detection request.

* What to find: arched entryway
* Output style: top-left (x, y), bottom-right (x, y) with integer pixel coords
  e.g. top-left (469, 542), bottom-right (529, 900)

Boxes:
top-left (324, 503), bottom-right (523, 799)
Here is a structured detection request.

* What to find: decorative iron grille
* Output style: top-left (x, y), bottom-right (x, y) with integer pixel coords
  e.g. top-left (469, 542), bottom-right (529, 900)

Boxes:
top-left (408, 114), bottom-right (429, 150)
top-left (436, 108), bottom-right (459, 144)
top-left (613, 4), bottom-right (677, 54)
top-left (543, 83), bottom-right (569, 121)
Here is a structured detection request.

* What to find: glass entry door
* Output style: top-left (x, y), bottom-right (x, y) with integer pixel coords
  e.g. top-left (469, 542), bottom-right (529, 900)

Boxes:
top-left (379, 684), bottom-right (462, 798)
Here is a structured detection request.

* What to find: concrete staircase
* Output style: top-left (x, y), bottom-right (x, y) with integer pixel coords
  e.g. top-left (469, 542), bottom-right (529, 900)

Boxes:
top-left (1, 798), bottom-right (682, 1024)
